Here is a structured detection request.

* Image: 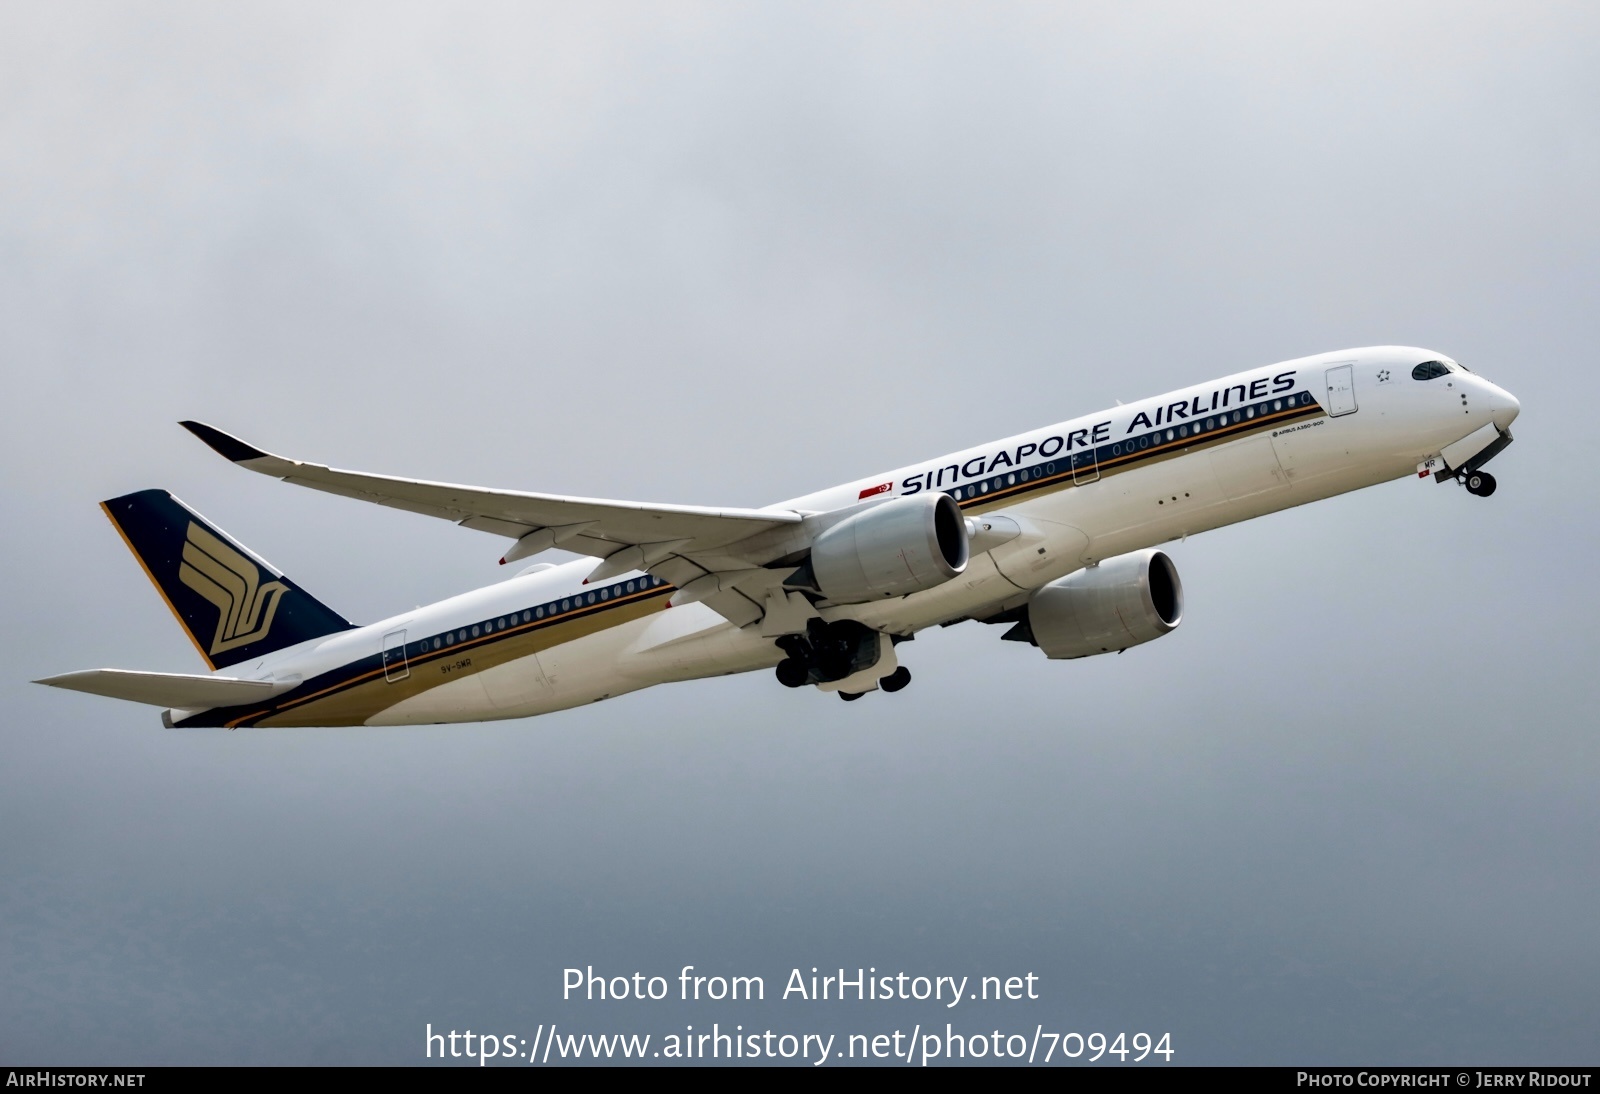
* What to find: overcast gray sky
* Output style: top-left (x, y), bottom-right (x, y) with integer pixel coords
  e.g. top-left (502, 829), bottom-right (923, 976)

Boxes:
top-left (3, 1), bottom-right (1597, 1066)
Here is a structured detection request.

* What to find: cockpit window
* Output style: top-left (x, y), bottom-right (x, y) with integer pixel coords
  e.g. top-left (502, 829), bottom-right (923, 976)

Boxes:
top-left (1412, 360), bottom-right (1451, 381)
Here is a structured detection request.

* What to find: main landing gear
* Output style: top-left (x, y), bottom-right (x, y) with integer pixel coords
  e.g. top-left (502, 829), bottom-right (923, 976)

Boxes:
top-left (775, 658), bottom-right (809, 688)
top-left (772, 619), bottom-right (912, 699)
top-left (1464, 470), bottom-right (1497, 497)
top-left (838, 666), bottom-right (912, 702)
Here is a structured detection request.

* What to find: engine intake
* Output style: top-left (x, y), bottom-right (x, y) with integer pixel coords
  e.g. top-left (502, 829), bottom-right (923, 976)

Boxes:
top-left (807, 493), bottom-right (968, 604)
top-left (1020, 549), bottom-right (1182, 659)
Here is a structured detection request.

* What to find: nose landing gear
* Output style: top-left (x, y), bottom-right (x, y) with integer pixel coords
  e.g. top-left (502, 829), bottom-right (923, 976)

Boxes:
top-left (1464, 470), bottom-right (1497, 497)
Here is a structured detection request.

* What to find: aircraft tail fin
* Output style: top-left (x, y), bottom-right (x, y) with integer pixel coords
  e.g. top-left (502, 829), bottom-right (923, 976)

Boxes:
top-left (101, 489), bottom-right (355, 669)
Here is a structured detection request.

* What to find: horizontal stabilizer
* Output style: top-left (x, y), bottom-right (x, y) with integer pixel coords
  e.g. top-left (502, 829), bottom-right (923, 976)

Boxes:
top-left (34, 669), bottom-right (293, 710)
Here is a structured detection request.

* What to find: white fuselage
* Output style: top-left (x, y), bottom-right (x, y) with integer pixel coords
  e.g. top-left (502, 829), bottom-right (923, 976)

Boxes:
top-left (200, 346), bottom-right (1518, 728)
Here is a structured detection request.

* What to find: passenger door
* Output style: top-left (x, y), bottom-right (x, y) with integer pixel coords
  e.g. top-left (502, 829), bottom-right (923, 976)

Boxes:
top-left (1325, 364), bottom-right (1358, 416)
top-left (381, 629), bottom-right (410, 683)
top-left (1072, 447), bottom-right (1100, 485)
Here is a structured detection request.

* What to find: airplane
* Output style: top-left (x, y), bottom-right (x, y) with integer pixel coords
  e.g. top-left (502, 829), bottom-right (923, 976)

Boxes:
top-left (38, 346), bottom-right (1519, 728)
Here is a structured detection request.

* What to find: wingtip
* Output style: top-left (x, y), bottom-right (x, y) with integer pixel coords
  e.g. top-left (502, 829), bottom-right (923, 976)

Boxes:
top-left (179, 421), bottom-right (268, 462)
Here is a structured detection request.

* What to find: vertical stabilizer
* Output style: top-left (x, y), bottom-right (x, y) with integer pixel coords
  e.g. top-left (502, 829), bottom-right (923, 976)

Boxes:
top-left (101, 489), bottom-right (355, 669)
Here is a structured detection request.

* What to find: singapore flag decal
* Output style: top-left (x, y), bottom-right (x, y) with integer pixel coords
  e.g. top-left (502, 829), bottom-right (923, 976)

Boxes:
top-left (858, 481), bottom-right (892, 500)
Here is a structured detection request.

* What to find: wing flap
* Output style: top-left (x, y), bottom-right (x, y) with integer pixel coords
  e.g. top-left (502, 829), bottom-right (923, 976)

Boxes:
top-left (35, 669), bottom-right (293, 710)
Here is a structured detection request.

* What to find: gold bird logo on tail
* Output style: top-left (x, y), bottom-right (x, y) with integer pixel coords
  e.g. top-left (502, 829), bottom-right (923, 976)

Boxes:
top-left (178, 522), bottom-right (288, 656)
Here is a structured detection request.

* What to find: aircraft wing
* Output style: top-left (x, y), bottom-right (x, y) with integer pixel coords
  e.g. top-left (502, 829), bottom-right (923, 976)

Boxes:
top-left (181, 422), bottom-right (805, 627)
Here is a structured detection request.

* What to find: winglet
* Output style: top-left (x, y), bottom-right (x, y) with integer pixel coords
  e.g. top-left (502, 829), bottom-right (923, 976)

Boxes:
top-left (179, 421), bottom-right (269, 463)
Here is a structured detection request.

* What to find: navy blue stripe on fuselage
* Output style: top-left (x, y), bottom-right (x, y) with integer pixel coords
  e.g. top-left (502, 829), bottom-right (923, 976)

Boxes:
top-left (178, 392), bottom-right (1323, 727)
top-left (399, 574), bottom-right (672, 671)
top-left (175, 576), bottom-right (677, 728)
top-left (939, 391), bottom-right (1322, 510)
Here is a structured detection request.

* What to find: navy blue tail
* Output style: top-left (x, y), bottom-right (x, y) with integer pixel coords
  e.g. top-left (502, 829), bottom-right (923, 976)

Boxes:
top-left (102, 489), bottom-right (355, 669)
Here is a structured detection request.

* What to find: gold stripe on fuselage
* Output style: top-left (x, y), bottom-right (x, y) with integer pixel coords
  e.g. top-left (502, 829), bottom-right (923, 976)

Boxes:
top-left (236, 587), bottom-right (672, 728)
top-left (220, 403), bottom-right (1320, 727)
top-left (960, 402), bottom-right (1319, 516)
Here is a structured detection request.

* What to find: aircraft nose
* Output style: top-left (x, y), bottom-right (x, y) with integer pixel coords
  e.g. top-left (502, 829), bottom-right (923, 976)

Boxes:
top-left (1481, 380), bottom-right (1521, 429)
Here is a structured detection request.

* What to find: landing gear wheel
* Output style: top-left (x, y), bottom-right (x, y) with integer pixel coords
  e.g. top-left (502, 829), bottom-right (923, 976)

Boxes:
top-left (839, 691), bottom-right (863, 702)
top-left (1465, 470), bottom-right (1498, 497)
top-left (775, 658), bottom-right (808, 688)
top-left (880, 666), bottom-right (912, 693)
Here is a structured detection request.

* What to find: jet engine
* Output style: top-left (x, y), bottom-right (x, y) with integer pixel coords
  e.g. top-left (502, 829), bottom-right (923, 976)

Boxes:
top-left (1013, 549), bottom-right (1182, 659)
top-left (805, 493), bottom-right (969, 604)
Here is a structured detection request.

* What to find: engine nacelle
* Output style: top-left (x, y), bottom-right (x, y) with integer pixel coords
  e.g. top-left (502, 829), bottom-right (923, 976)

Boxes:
top-left (1025, 549), bottom-right (1182, 659)
top-left (808, 494), bottom-right (968, 604)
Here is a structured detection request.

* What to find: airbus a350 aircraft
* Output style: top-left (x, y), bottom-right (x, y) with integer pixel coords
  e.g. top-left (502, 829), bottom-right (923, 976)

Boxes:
top-left (40, 347), bottom-right (1518, 728)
